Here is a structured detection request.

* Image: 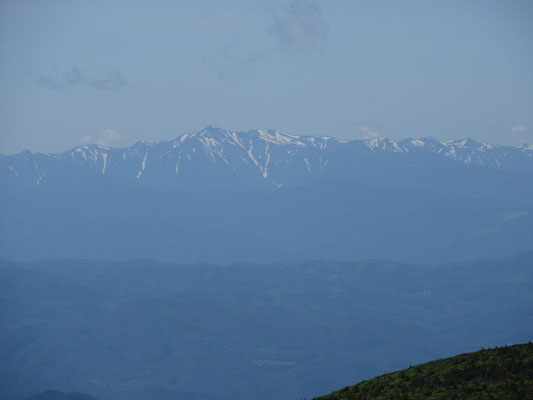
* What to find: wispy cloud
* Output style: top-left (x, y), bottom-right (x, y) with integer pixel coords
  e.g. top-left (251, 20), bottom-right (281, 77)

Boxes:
top-left (207, 44), bottom-right (264, 80)
top-left (34, 65), bottom-right (85, 89)
top-left (511, 124), bottom-right (527, 135)
top-left (510, 123), bottom-right (529, 144)
top-left (31, 65), bottom-right (132, 90)
top-left (81, 129), bottom-right (124, 147)
top-left (91, 71), bottom-right (131, 90)
top-left (268, 0), bottom-right (328, 55)
top-left (356, 126), bottom-right (380, 139)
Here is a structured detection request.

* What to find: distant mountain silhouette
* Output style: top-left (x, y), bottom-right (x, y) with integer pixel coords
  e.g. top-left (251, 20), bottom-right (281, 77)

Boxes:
top-left (24, 391), bottom-right (100, 400)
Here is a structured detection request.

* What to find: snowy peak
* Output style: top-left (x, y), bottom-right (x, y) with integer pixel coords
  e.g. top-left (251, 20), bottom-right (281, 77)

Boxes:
top-left (174, 126), bottom-right (333, 148)
top-left (364, 137), bottom-right (403, 152)
top-left (519, 143), bottom-right (533, 151)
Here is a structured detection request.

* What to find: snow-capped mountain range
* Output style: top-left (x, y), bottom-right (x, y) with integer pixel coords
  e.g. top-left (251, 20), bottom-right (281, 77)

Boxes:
top-left (1, 125), bottom-right (532, 189)
top-left (2, 126), bottom-right (533, 265)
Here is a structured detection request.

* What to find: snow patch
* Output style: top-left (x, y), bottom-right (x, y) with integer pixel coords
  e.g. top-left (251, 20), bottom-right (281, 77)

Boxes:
top-left (304, 158), bottom-right (312, 174)
top-left (102, 153), bottom-right (108, 174)
top-left (136, 152), bottom-right (148, 178)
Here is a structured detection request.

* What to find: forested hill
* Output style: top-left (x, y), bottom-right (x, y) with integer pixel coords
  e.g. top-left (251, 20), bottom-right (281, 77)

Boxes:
top-left (314, 343), bottom-right (533, 400)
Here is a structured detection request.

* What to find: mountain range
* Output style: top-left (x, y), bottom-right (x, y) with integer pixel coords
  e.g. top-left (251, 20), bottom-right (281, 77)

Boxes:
top-left (2, 126), bottom-right (533, 190)
top-left (1, 126), bottom-right (532, 264)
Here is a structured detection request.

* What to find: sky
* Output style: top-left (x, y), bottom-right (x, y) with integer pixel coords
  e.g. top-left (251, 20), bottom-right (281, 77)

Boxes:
top-left (0, 0), bottom-right (532, 154)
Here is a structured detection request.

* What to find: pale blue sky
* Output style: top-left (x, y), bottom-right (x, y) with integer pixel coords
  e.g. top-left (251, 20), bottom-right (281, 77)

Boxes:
top-left (1, 0), bottom-right (532, 153)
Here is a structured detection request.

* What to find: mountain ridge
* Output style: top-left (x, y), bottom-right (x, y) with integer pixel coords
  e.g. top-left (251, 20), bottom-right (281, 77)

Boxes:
top-left (2, 126), bottom-right (532, 190)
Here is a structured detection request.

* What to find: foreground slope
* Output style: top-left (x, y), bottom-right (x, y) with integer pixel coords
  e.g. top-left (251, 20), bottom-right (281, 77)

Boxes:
top-left (315, 343), bottom-right (533, 400)
top-left (1, 252), bottom-right (532, 400)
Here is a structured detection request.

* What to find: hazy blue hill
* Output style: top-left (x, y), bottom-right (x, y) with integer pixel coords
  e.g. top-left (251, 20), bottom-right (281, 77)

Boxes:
top-left (315, 343), bottom-right (533, 400)
top-left (1, 177), bottom-right (532, 265)
top-left (24, 391), bottom-right (100, 400)
top-left (1, 252), bottom-right (532, 400)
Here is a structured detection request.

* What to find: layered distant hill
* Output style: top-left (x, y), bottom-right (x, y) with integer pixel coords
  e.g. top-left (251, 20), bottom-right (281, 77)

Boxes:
top-left (1, 126), bottom-right (532, 263)
top-left (24, 391), bottom-right (100, 400)
top-left (2, 252), bottom-right (532, 400)
top-left (22, 343), bottom-right (533, 400)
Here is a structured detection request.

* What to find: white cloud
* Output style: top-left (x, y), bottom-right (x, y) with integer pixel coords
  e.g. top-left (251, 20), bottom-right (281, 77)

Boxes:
top-left (81, 129), bottom-right (123, 147)
top-left (511, 124), bottom-right (527, 134)
top-left (510, 123), bottom-right (529, 145)
top-left (356, 126), bottom-right (380, 139)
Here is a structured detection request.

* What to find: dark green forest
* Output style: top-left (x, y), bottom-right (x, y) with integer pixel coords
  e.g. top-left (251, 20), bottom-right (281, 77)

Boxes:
top-left (315, 343), bottom-right (533, 400)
